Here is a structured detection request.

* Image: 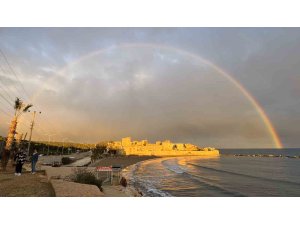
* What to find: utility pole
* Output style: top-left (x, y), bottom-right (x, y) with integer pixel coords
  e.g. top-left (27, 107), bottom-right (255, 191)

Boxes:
top-left (62, 137), bottom-right (67, 155)
top-left (27, 111), bottom-right (41, 155)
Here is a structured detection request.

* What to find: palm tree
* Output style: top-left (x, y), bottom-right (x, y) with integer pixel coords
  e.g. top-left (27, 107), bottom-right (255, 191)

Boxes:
top-left (1, 98), bottom-right (32, 170)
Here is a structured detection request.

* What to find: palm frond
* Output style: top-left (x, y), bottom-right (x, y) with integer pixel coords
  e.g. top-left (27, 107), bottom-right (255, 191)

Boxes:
top-left (23, 104), bottom-right (33, 112)
top-left (14, 97), bottom-right (22, 110)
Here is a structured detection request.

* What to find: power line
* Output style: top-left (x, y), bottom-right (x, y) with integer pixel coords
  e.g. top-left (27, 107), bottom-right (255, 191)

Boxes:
top-left (0, 48), bottom-right (31, 101)
top-left (0, 63), bottom-right (20, 101)
top-left (0, 107), bottom-right (11, 118)
top-left (0, 98), bottom-right (13, 112)
top-left (0, 82), bottom-right (15, 102)
top-left (0, 96), bottom-right (13, 121)
top-left (0, 78), bottom-right (16, 102)
top-left (0, 89), bottom-right (14, 107)
top-left (0, 57), bottom-right (26, 100)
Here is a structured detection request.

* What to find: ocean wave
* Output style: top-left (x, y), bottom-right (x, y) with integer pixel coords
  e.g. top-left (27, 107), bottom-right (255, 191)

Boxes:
top-left (121, 159), bottom-right (172, 197)
top-left (161, 159), bottom-right (186, 174)
top-left (121, 161), bottom-right (142, 185)
top-left (121, 157), bottom-right (300, 196)
top-left (135, 178), bottom-right (172, 197)
top-left (161, 158), bottom-right (246, 196)
top-left (188, 163), bottom-right (300, 186)
top-left (184, 172), bottom-right (246, 196)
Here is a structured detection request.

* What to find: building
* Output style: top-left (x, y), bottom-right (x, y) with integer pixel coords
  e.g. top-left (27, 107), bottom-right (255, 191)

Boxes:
top-left (107, 137), bottom-right (219, 157)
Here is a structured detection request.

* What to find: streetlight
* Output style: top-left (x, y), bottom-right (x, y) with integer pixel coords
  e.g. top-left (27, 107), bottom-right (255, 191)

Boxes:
top-left (43, 133), bottom-right (56, 155)
top-left (61, 137), bottom-right (69, 155)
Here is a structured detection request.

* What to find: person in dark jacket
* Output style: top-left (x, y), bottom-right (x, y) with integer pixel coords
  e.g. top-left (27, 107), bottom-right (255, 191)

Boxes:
top-left (31, 149), bottom-right (39, 174)
top-left (14, 149), bottom-right (27, 176)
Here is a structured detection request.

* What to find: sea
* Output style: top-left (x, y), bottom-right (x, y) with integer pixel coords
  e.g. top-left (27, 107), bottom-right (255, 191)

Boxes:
top-left (122, 149), bottom-right (300, 197)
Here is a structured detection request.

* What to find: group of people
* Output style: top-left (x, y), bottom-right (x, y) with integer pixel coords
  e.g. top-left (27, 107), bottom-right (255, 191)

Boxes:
top-left (14, 149), bottom-right (39, 176)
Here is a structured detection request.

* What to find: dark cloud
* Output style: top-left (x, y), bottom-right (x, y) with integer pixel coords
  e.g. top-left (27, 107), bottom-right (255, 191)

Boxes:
top-left (0, 28), bottom-right (299, 147)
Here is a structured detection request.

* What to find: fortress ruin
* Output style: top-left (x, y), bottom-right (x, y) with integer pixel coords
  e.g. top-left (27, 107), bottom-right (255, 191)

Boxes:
top-left (107, 137), bottom-right (219, 157)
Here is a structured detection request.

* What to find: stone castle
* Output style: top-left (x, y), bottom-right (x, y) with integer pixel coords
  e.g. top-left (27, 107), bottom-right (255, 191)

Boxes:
top-left (107, 137), bottom-right (219, 157)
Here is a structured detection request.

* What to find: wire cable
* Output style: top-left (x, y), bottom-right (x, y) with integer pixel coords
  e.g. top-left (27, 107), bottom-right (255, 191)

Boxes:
top-left (0, 107), bottom-right (11, 118)
top-left (0, 48), bottom-right (31, 101)
top-left (0, 57), bottom-right (26, 101)
top-left (0, 89), bottom-right (14, 107)
top-left (0, 57), bottom-right (25, 99)
top-left (0, 64), bottom-right (18, 101)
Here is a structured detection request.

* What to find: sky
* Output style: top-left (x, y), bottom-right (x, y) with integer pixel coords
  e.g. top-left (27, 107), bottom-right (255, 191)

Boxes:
top-left (0, 28), bottom-right (299, 148)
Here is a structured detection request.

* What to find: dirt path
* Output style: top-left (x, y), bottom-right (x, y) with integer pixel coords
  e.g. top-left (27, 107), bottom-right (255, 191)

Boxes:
top-left (0, 167), bottom-right (55, 197)
top-left (68, 156), bottom-right (91, 166)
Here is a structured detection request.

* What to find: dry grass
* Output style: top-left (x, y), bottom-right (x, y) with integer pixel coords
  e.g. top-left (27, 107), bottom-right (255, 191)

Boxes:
top-left (0, 165), bottom-right (55, 197)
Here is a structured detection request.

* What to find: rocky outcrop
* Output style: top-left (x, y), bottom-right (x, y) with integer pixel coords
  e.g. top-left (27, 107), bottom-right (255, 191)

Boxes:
top-left (50, 179), bottom-right (104, 197)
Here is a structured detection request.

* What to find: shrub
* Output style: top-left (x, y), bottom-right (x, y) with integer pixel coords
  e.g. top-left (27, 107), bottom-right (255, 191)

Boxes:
top-left (91, 143), bottom-right (107, 162)
top-left (70, 168), bottom-right (103, 191)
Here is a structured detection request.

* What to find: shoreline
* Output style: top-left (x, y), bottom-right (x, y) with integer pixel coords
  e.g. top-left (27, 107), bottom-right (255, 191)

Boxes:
top-left (90, 156), bottom-right (159, 196)
top-left (93, 155), bottom-right (221, 196)
top-left (120, 157), bottom-right (164, 197)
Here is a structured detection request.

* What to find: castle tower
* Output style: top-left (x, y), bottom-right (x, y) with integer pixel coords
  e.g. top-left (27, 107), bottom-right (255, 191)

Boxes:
top-left (121, 137), bottom-right (132, 147)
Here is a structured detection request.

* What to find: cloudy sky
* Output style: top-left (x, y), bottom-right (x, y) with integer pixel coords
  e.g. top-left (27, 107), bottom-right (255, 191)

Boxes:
top-left (0, 28), bottom-right (299, 148)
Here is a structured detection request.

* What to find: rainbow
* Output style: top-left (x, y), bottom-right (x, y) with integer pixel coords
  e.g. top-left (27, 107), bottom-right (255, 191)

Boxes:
top-left (30, 43), bottom-right (283, 148)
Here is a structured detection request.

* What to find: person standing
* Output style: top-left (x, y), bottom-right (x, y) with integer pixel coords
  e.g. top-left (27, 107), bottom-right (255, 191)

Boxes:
top-left (31, 149), bottom-right (39, 174)
top-left (14, 149), bottom-right (27, 176)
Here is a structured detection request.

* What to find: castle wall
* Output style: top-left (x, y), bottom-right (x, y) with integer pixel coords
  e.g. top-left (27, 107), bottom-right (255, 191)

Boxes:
top-left (121, 137), bottom-right (132, 147)
top-left (107, 137), bottom-right (220, 157)
top-left (123, 148), bottom-right (220, 157)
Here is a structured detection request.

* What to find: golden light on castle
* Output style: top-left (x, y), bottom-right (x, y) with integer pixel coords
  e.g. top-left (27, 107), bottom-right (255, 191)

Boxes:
top-left (107, 137), bottom-right (219, 156)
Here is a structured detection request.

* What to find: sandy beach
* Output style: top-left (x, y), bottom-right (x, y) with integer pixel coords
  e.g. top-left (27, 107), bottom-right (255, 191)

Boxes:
top-left (89, 156), bottom-right (158, 196)
top-left (90, 155), bottom-right (158, 168)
